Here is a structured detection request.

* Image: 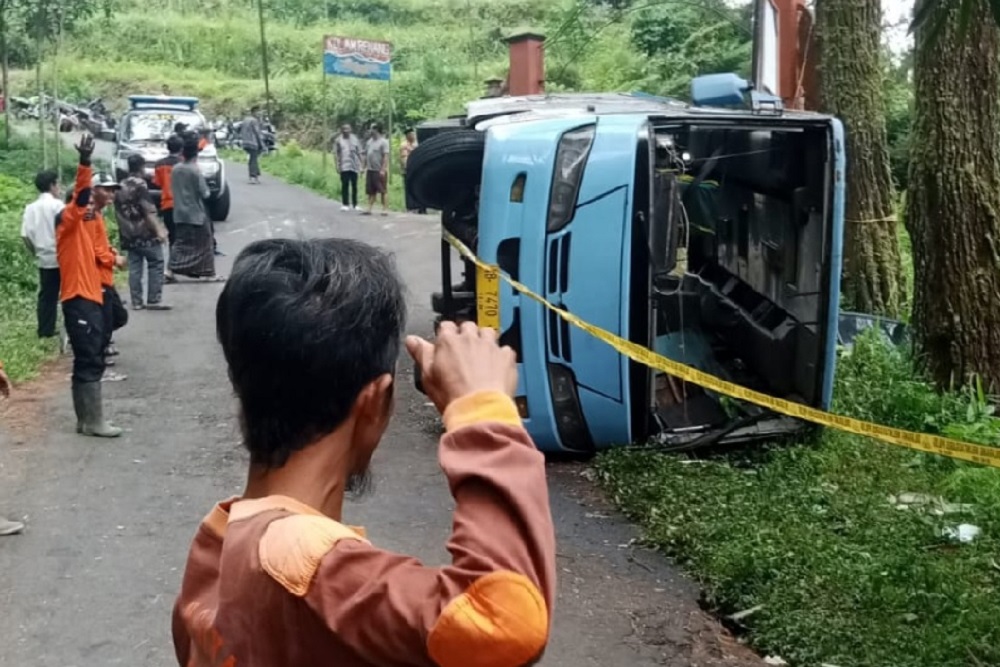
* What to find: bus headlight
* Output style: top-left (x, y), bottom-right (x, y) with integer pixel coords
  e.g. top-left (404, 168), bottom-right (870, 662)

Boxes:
top-left (547, 363), bottom-right (594, 451)
top-left (547, 124), bottom-right (595, 232)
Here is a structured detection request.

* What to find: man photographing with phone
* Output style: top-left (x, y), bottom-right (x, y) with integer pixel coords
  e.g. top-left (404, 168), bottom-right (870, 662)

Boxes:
top-left (173, 237), bottom-right (556, 667)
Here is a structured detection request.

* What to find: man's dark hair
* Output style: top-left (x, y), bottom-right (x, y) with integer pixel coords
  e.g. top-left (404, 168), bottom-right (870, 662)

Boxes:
top-left (373, 123), bottom-right (383, 134)
top-left (127, 153), bottom-right (145, 174)
top-left (181, 133), bottom-right (199, 160)
top-left (216, 238), bottom-right (407, 468)
top-left (35, 170), bottom-right (58, 193)
top-left (166, 135), bottom-right (183, 154)
top-left (174, 122), bottom-right (187, 134)
top-left (251, 106), bottom-right (260, 115)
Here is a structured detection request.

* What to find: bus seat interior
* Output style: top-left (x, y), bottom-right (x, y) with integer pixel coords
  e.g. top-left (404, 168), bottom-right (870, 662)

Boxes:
top-left (648, 124), bottom-right (829, 430)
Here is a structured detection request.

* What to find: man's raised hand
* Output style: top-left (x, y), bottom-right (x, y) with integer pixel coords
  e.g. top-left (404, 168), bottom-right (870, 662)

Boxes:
top-left (406, 321), bottom-right (517, 414)
top-left (75, 133), bottom-right (95, 159)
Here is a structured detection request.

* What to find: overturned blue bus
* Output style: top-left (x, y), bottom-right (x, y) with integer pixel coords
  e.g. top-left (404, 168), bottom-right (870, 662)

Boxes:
top-left (408, 74), bottom-right (845, 454)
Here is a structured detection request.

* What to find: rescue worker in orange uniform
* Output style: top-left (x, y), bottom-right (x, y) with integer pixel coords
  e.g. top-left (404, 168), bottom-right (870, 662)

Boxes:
top-left (56, 134), bottom-right (125, 438)
top-left (154, 134), bottom-right (183, 249)
top-left (89, 189), bottom-right (127, 368)
top-left (173, 239), bottom-right (556, 667)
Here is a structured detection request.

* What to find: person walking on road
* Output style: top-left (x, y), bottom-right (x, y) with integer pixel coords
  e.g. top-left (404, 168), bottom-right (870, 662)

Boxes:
top-left (0, 360), bottom-right (25, 536)
top-left (56, 134), bottom-right (124, 438)
top-left (399, 128), bottom-right (426, 214)
top-left (363, 123), bottom-right (389, 216)
top-left (333, 123), bottom-right (361, 211)
top-left (173, 238), bottom-right (555, 667)
top-left (168, 134), bottom-right (225, 282)
top-left (115, 153), bottom-right (171, 311)
top-left (240, 106), bottom-right (265, 185)
top-left (20, 170), bottom-right (65, 339)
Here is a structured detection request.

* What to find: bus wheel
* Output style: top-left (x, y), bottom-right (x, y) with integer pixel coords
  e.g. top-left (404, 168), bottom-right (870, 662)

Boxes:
top-left (407, 130), bottom-right (485, 212)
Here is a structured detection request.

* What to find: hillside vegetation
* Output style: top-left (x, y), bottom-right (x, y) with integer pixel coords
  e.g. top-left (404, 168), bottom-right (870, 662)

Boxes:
top-left (15, 0), bottom-right (753, 147)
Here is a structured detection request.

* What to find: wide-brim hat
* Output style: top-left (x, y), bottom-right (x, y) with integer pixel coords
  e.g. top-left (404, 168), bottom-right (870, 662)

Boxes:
top-left (91, 172), bottom-right (121, 189)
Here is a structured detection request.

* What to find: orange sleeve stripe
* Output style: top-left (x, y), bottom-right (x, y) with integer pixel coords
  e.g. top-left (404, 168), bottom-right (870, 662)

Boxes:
top-left (427, 571), bottom-right (548, 667)
top-left (442, 392), bottom-right (523, 433)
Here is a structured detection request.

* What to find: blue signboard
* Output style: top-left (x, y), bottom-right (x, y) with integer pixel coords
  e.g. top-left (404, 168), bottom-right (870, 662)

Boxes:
top-left (323, 36), bottom-right (392, 81)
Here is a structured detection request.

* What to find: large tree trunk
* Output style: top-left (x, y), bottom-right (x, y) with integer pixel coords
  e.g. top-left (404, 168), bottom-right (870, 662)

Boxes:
top-left (816, 0), bottom-right (903, 317)
top-left (906, 0), bottom-right (1000, 389)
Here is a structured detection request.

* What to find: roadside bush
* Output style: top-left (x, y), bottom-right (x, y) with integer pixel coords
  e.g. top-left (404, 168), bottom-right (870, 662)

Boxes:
top-left (0, 126), bottom-right (76, 381)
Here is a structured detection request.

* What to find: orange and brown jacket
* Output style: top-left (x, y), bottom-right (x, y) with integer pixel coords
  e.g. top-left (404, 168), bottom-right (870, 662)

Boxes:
top-left (172, 391), bottom-right (557, 667)
top-left (56, 162), bottom-right (103, 305)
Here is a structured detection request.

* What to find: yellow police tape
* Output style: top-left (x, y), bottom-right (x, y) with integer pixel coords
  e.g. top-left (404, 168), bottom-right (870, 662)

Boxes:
top-left (442, 230), bottom-right (1000, 468)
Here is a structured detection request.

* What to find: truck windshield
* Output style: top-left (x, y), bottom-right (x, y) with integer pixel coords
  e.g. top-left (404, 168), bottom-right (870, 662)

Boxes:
top-left (123, 110), bottom-right (202, 142)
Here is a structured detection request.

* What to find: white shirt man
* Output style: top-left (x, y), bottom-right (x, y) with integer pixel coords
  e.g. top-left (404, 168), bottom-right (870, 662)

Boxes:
top-left (21, 171), bottom-right (65, 338)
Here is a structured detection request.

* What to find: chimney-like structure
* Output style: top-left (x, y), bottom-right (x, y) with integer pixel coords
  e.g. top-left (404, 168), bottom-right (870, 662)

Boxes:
top-left (505, 32), bottom-right (545, 96)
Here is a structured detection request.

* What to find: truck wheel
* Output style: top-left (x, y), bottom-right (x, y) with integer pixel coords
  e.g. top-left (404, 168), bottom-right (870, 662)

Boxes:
top-left (209, 184), bottom-right (231, 222)
top-left (406, 130), bottom-right (485, 212)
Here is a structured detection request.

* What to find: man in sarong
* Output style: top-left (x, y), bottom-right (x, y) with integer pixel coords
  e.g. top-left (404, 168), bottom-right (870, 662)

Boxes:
top-left (167, 134), bottom-right (224, 282)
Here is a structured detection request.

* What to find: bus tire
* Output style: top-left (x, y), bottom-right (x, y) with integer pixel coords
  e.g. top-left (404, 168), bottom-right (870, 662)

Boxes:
top-left (406, 130), bottom-right (485, 212)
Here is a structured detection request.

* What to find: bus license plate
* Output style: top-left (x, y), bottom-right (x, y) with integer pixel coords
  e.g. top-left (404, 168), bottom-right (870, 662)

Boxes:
top-left (476, 265), bottom-right (501, 330)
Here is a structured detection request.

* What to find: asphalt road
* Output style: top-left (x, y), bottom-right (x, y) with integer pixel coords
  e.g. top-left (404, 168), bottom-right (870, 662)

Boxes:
top-left (0, 152), bottom-right (762, 667)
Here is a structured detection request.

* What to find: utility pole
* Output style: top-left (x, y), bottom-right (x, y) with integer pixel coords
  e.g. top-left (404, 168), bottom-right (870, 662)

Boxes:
top-left (53, 0), bottom-right (63, 178)
top-left (35, 0), bottom-right (46, 169)
top-left (256, 0), bottom-right (272, 119)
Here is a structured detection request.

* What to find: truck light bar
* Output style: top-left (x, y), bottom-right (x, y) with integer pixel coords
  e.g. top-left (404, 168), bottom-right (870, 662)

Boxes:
top-left (128, 95), bottom-right (199, 111)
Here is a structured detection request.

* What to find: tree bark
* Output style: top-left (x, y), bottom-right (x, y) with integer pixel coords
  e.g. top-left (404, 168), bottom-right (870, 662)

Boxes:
top-left (907, 0), bottom-right (1000, 389)
top-left (816, 0), bottom-right (903, 317)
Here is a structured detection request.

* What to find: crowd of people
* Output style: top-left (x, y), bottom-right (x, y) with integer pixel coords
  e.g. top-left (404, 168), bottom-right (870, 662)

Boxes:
top-left (12, 129), bottom-right (227, 446)
top-left (332, 122), bottom-right (427, 216)
top-left (4, 117), bottom-right (559, 665)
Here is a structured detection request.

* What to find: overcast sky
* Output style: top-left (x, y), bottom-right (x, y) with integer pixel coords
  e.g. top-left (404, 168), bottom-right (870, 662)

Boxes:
top-left (727, 0), bottom-right (915, 55)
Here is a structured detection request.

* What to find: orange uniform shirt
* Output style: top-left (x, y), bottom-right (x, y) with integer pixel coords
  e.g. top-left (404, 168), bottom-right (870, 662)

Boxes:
top-left (90, 210), bottom-right (116, 288)
top-left (172, 392), bottom-right (556, 667)
top-left (56, 164), bottom-right (104, 305)
top-left (154, 155), bottom-right (181, 211)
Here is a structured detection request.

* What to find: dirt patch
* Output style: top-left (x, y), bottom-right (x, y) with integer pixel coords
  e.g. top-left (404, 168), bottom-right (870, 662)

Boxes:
top-left (0, 356), bottom-right (70, 443)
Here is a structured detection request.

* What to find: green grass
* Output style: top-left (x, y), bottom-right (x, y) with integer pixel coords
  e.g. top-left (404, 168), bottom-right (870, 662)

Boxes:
top-left (223, 141), bottom-right (409, 211)
top-left (596, 330), bottom-right (1000, 667)
top-left (0, 127), bottom-right (78, 382)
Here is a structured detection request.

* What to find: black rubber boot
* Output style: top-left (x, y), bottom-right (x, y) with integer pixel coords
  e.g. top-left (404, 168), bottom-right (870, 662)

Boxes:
top-left (71, 382), bottom-right (85, 434)
top-left (76, 382), bottom-right (122, 438)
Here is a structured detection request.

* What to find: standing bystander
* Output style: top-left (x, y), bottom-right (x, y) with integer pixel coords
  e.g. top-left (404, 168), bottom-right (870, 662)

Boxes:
top-left (168, 134), bottom-right (225, 282)
top-left (89, 173), bottom-right (128, 376)
top-left (56, 134), bottom-right (124, 438)
top-left (333, 124), bottom-right (361, 211)
top-left (172, 238), bottom-right (555, 666)
top-left (20, 170), bottom-right (65, 339)
top-left (399, 128), bottom-right (426, 214)
top-left (155, 135), bottom-right (183, 283)
top-left (363, 123), bottom-right (389, 216)
top-left (115, 153), bottom-right (171, 311)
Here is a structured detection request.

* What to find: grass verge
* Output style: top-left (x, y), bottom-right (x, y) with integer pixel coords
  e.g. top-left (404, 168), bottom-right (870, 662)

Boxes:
top-left (596, 331), bottom-right (1000, 667)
